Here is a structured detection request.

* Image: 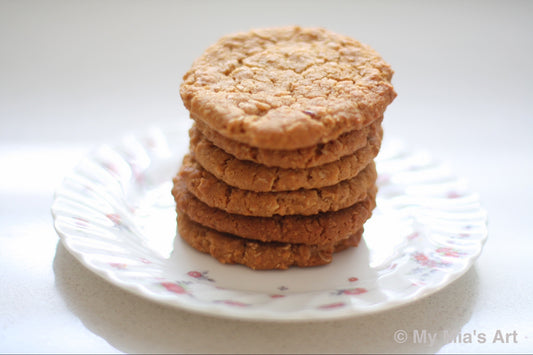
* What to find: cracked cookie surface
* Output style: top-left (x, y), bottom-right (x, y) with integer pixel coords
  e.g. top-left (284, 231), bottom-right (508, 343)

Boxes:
top-left (178, 213), bottom-right (363, 270)
top-left (180, 26), bottom-right (396, 150)
top-left (178, 154), bottom-right (376, 217)
top-left (172, 177), bottom-right (376, 246)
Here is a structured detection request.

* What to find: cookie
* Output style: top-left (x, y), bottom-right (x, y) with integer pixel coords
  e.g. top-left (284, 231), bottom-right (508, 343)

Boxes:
top-left (178, 154), bottom-right (377, 217)
top-left (189, 124), bottom-right (382, 192)
top-left (180, 26), bottom-right (396, 150)
top-left (178, 213), bottom-right (363, 270)
top-left (193, 117), bottom-right (381, 169)
top-left (172, 177), bottom-right (376, 245)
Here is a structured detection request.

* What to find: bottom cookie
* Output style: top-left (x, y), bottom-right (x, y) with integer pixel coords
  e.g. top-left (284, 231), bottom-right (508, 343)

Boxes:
top-left (177, 213), bottom-right (363, 270)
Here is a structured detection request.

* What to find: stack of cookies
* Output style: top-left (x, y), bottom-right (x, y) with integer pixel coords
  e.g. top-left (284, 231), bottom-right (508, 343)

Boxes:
top-left (172, 26), bottom-right (396, 270)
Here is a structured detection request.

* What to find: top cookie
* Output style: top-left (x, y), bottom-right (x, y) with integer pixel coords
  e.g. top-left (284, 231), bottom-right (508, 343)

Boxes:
top-left (180, 26), bottom-right (396, 150)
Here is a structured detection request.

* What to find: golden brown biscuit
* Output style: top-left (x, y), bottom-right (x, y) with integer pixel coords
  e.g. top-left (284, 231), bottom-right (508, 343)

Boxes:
top-left (178, 213), bottom-right (363, 270)
top-left (180, 26), bottom-right (396, 150)
top-left (178, 154), bottom-right (377, 217)
top-left (189, 124), bottom-right (382, 192)
top-left (192, 118), bottom-right (381, 169)
top-left (172, 177), bottom-right (376, 246)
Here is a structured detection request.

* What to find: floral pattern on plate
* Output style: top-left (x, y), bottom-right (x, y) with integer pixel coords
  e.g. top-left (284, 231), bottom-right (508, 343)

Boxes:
top-left (51, 123), bottom-right (488, 321)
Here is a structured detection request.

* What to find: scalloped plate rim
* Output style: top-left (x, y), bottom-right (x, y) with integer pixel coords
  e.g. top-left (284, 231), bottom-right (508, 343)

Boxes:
top-left (51, 124), bottom-right (488, 322)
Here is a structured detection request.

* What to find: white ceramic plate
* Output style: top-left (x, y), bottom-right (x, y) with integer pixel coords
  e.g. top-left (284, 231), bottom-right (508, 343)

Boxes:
top-left (51, 123), bottom-right (488, 322)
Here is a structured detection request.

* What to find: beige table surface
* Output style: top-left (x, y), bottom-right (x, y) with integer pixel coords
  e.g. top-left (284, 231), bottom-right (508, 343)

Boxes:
top-left (1, 1), bottom-right (532, 353)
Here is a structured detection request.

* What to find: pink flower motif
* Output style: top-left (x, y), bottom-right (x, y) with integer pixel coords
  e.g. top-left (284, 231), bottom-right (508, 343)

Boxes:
top-left (140, 258), bottom-right (152, 264)
top-left (407, 232), bottom-right (420, 240)
top-left (318, 302), bottom-right (346, 310)
top-left (348, 277), bottom-right (359, 282)
top-left (411, 252), bottom-right (451, 269)
top-left (161, 282), bottom-right (187, 294)
top-left (411, 281), bottom-right (426, 287)
top-left (103, 162), bottom-right (119, 176)
top-left (436, 247), bottom-right (462, 257)
top-left (187, 271), bottom-right (202, 278)
top-left (270, 294), bottom-right (285, 299)
top-left (343, 288), bottom-right (367, 295)
top-left (106, 213), bottom-right (121, 225)
top-left (335, 286), bottom-right (368, 296)
top-left (412, 252), bottom-right (437, 267)
top-left (186, 270), bottom-right (214, 282)
top-left (459, 225), bottom-right (473, 238)
top-left (131, 165), bottom-right (145, 184)
top-left (447, 191), bottom-right (462, 199)
top-left (414, 252), bottom-right (429, 263)
top-left (74, 217), bottom-right (89, 228)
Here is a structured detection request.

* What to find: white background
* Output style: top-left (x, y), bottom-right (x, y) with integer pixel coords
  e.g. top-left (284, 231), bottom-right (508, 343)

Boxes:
top-left (1, 0), bottom-right (532, 353)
